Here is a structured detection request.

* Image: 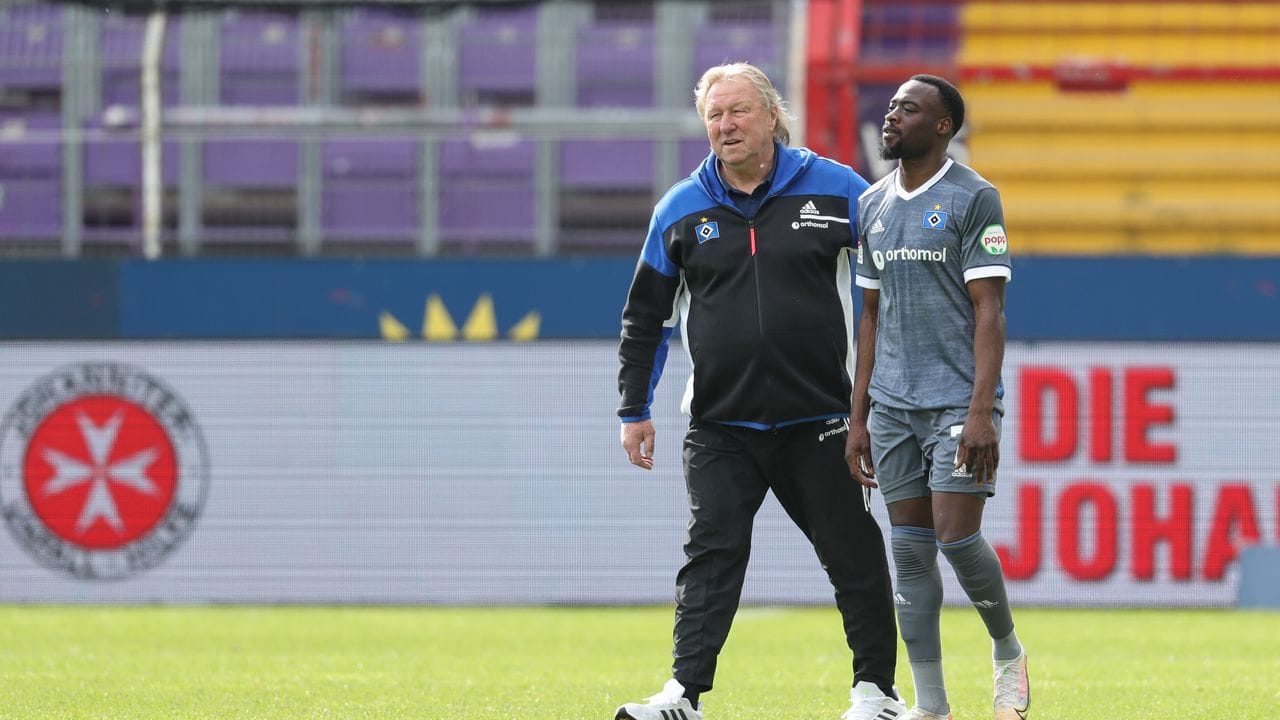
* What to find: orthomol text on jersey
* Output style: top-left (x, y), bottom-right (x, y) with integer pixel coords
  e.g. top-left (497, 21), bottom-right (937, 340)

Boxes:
top-left (0, 362), bottom-right (210, 580)
top-left (870, 246), bottom-right (948, 270)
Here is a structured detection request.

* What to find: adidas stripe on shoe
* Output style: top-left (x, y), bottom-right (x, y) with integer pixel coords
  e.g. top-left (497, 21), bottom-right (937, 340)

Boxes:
top-left (615, 679), bottom-right (703, 720)
top-left (842, 681), bottom-right (907, 720)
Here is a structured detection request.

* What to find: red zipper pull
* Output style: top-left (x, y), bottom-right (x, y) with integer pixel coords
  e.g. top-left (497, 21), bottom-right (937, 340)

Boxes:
top-left (750, 225), bottom-right (757, 256)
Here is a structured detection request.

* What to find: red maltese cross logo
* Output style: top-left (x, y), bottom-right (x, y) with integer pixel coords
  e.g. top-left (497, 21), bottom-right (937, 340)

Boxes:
top-left (24, 396), bottom-right (177, 549)
top-left (2, 362), bottom-right (208, 580)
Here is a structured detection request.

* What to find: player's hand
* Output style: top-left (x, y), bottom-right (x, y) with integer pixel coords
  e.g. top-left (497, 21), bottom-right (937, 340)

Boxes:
top-left (845, 420), bottom-right (878, 488)
top-left (621, 420), bottom-right (656, 471)
top-left (956, 415), bottom-right (1000, 486)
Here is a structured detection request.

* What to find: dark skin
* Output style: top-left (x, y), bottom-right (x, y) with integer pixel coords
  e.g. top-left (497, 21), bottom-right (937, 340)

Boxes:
top-left (844, 79), bottom-right (1008, 544)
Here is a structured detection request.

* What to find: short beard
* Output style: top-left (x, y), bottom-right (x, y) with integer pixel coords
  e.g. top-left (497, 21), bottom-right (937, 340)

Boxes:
top-left (880, 139), bottom-right (926, 161)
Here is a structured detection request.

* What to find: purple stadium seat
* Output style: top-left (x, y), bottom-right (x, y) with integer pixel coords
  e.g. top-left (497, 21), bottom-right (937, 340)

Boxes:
top-left (681, 139), bottom-right (711, 174)
top-left (83, 133), bottom-right (178, 186)
top-left (439, 184), bottom-right (535, 247)
top-left (560, 139), bottom-right (652, 189)
top-left (100, 14), bottom-right (182, 108)
top-left (204, 13), bottom-right (303, 237)
top-left (339, 9), bottom-right (421, 104)
top-left (438, 137), bottom-right (535, 247)
top-left (220, 12), bottom-right (301, 105)
top-left (199, 136), bottom-right (298, 239)
top-left (457, 4), bottom-right (538, 106)
top-left (0, 4), bottom-right (63, 90)
top-left (203, 139), bottom-right (298, 187)
top-left (81, 120), bottom-right (180, 238)
top-left (440, 136), bottom-right (535, 178)
top-left (0, 113), bottom-right (61, 240)
top-left (557, 135), bottom-right (656, 253)
top-left (575, 22), bottom-right (654, 108)
top-left (322, 139), bottom-right (418, 241)
top-left (860, 2), bottom-right (958, 64)
top-left (693, 22), bottom-right (780, 82)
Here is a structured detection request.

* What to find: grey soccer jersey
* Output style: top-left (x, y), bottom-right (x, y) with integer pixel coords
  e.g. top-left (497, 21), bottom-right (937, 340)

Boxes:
top-left (855, 159), bottom-right (1012, 412)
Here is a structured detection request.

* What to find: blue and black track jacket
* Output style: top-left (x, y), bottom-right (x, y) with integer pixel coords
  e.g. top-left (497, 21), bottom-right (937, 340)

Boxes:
top-left (617, 144), bottom-right (871, 429)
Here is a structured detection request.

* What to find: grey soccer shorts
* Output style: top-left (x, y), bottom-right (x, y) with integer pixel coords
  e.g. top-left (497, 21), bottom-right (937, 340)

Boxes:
top-left (867, 402), bottom-right (1001, 503)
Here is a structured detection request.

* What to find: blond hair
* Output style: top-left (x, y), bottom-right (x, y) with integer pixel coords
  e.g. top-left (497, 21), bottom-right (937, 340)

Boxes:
top-left (694, 62), bottom-right (792, 146)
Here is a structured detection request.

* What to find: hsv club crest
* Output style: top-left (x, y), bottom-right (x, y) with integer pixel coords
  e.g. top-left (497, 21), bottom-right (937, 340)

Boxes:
top-left (0, 362), bottom-right (209, 580)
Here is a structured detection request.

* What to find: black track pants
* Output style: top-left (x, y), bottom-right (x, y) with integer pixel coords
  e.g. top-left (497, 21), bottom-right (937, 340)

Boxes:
top-left (671, 420), bottom-right (898, 692)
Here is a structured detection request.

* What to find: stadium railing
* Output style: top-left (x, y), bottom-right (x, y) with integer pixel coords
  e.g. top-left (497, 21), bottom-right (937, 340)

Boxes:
top-left (0, 0), bottom-right (792, 258)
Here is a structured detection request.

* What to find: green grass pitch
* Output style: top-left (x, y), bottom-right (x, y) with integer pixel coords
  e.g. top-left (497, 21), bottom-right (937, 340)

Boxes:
top-left (1, 605), bottom-right (1277, 719)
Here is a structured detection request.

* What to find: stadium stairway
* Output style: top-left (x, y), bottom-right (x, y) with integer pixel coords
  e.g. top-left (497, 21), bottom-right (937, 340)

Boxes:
top-left (956, 1), bottom-right (1280, 255)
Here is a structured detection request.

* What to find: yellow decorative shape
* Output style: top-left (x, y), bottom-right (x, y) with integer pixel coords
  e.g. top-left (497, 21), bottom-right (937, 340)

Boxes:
top-left (379, 311), bottom-right (411, 341)
top-left (508, 311), bottom-right (542, 341)
top-left (462, 293), bottom-right (498, 341)
top-left (423, 294), bottom-right (458, 341)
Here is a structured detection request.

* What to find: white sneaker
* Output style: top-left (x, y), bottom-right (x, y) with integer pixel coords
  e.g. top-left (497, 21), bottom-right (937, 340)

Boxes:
top-left (900, 707), bottom-right (952, 720)
top-left (993, 651), bottom-right (1030, 720)
top-left (615, 679), bottom-right (703, 720)
top-left (841, 681), bottom-right (907, 720)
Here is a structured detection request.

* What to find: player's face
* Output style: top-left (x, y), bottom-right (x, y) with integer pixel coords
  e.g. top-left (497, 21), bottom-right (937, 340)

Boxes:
top-left (880, 80), bottom-right (949, 161)
top-left (703, 77), bottom-right (778, 175)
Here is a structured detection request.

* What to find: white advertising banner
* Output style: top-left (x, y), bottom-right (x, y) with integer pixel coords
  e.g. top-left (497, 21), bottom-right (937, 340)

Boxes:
top-left (0, 342), bottom-right (1276, 606)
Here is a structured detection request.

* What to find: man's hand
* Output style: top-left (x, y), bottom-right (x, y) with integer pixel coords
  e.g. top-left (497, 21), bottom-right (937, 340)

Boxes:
top-left (845, 420), bottom-right (878, 488)
top-left (621, 420), bottom-right (656, 470)
top-left (956, 414), bottom-right (1000, 486)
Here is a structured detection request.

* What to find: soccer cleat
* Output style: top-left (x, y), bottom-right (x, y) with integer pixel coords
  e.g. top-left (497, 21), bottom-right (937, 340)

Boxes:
top-left (993, 651), bottom-right (1030, 720)
top-left (615, 678), bottom-right (703, 720)
top-left (900, 707), bottom-right (952, 720)
top-left (841, 681), bottom-right (907, 720)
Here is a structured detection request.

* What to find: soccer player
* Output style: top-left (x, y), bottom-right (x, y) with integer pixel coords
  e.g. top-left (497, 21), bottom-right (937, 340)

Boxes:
top-left (614, 63), bottom-right (904, 720)
top-left (846, 75), bottom-right (1030, 720)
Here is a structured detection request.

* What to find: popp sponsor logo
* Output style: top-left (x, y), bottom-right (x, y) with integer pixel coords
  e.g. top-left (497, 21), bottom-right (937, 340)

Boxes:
top-left (981, 224), bottom-right (1008, 256)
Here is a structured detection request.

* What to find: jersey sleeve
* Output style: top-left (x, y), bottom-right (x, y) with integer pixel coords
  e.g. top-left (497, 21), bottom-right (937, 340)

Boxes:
top-left (960, 186), bottom-right (1012, 284)
top-left (847, 168), bottom-right (871, 250)
top-left (617, 214), bottom-right (682, 421)
top-left (854, 192), bottom-right (882, 289)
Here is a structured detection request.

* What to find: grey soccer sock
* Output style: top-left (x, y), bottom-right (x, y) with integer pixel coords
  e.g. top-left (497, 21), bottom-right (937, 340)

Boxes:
top-left (891, 526), bottom-right (948, 715)
top-left (938, 531), bottom-right (1021, 660)
top-left (993, 629), bottom-right (1024, 663)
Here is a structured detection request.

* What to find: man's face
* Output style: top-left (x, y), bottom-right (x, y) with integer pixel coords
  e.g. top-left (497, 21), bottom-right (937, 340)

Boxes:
top-left (880, 80), bottom-right (949, 161)
top-left (703, 77), bottom-right (777, 173)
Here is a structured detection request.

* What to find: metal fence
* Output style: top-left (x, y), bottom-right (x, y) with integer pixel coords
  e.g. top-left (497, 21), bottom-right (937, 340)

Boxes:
top-left (0, 0), bottom-right (797, 257)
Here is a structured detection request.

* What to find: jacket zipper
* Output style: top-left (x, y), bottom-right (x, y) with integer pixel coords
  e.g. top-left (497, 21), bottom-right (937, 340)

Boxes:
top-left (749, 219), bottom-right (773, 421)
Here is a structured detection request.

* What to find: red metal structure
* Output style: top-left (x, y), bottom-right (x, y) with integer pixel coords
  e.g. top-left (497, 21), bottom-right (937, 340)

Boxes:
top-left (804, 0), bottom-right (862, 165)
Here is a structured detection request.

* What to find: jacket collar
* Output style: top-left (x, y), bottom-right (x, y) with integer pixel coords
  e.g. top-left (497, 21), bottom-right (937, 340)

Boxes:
top-left (694, 142), bottom-right (814, 209)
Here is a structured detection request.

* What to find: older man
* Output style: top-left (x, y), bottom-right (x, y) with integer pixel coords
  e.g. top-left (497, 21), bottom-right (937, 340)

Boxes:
top-left (614, 63), bottom-right (904, 720)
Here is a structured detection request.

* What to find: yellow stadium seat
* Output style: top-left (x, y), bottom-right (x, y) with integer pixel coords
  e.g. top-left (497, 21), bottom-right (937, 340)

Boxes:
top-left (956, 3), bottom-right (1280, 255)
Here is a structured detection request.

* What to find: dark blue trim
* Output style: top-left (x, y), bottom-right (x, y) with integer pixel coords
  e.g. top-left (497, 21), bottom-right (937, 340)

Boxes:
top-left (718, 412), bottom-right (847, 431)
top-left (0, 260), bottom-right (117, 338)
top-left (0, 256), bottom-right (1276, 340)
top-left (640, 219), bottom-right (679, 278)
top-left (113, 257), bottom-right (636, 339)
top-left (642, 326), bottom-right (675, 418)
top-left (1006, 256), bottom-right (1280, 342)
top-left (716, 421), bottom-right (774, 430)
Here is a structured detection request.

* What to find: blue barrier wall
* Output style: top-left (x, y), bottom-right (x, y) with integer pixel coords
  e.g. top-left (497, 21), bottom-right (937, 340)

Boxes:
top-left (0, 260), bottom-right (118, 339)
top-left (116, 258), bottom-right (627, 339)
top-left (2, 257), bottom-right (1278, 340)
